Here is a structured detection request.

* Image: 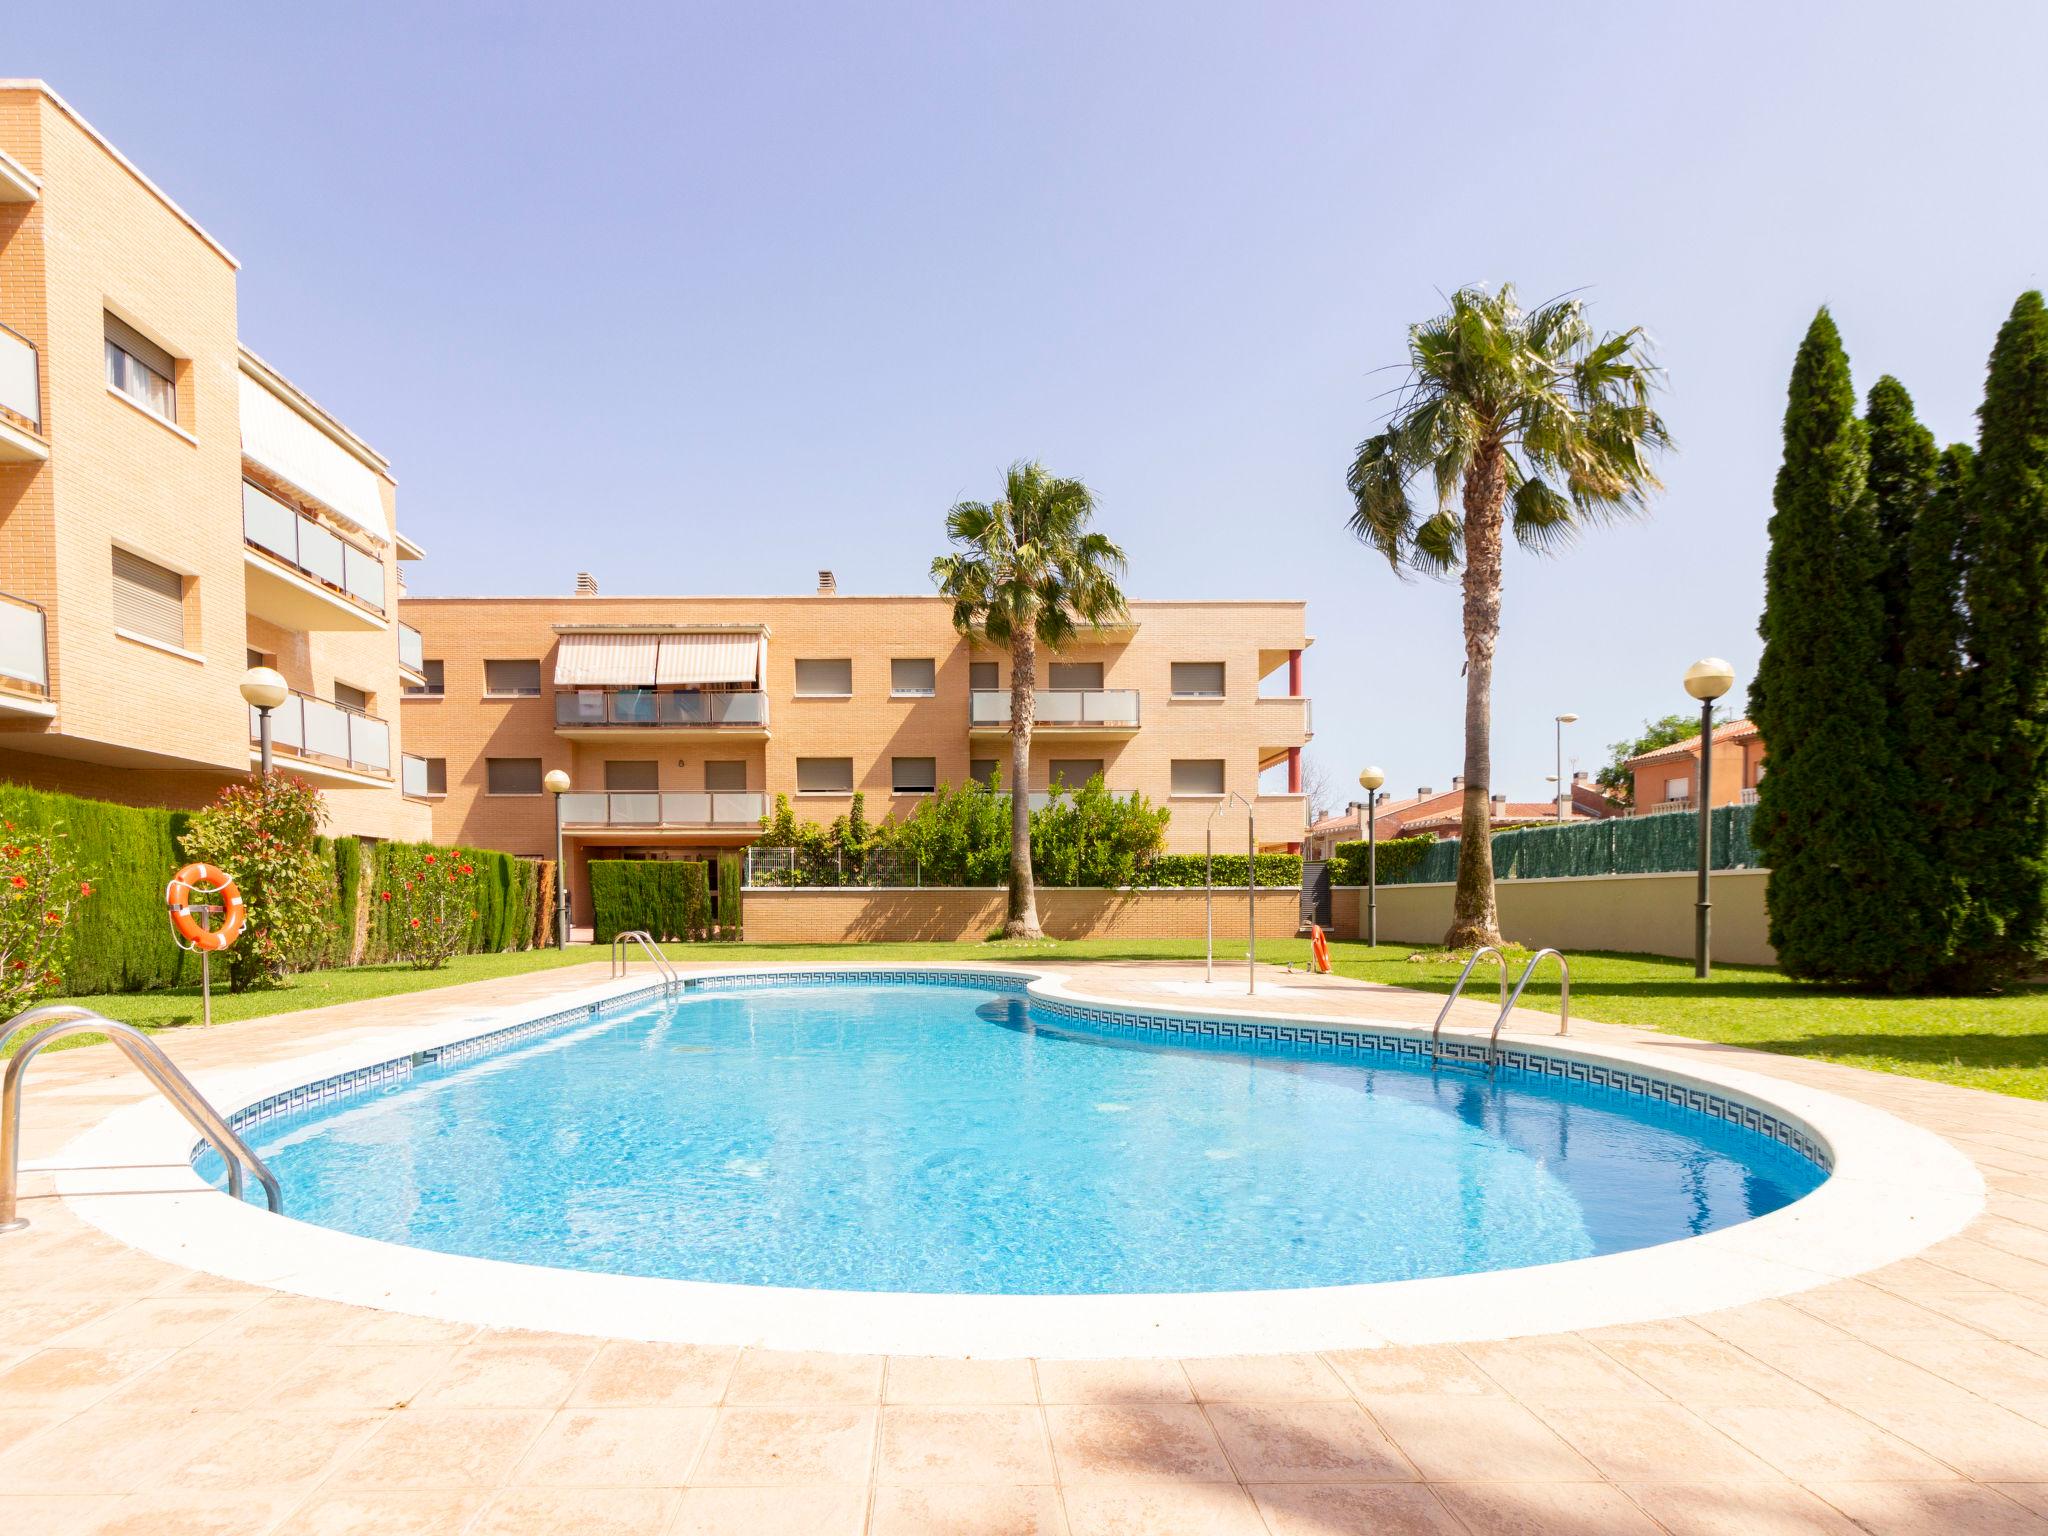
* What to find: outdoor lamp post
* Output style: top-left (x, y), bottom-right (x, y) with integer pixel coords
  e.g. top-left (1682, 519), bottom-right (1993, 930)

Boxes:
top-left (1554, 713), bottom-right (1579, 820)
top-left (239, 667), bottom-right (288, 776)
top-left (1684, 657), bottom-right (1737, 979)
top-left (544, 769), bottom-right (572, 949)
top-left (1358, 766), bottom-right (1385, 947)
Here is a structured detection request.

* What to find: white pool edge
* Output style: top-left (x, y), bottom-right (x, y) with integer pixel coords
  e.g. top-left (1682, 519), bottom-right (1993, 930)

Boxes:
top-left (49, 962), bottom-right (1985, 1359)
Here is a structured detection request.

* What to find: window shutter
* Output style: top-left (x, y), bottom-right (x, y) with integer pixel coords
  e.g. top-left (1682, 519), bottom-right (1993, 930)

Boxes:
top-left (111, 548), bottom-right (184, 647)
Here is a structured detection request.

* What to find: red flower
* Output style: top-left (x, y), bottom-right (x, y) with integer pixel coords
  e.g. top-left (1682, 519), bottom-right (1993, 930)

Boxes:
top-left (379, 891), bottom-right (393, 902)
top-left (458, 863), bottom-right (472, 875)
top-left (409, 917), bottom-right (420, 929)
top-left (9, 959), bottom-right (22, 969)
top-left (2, 845), bottom-right (17, 858)
top-left (43, 911), bottom-right (60, 924)
top-left (7, 876), bottom-right (23, 890)
top-left (78, 881), bottom-right (93, 897)
top-left (424, 853), bottom-right (437, 865)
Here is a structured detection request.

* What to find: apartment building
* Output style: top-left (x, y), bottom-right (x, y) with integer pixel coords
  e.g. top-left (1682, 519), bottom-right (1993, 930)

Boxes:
top-left (0, 81), bottom-right (430, 839)
top-left (1626, 718), bottom-right (1765, 814)
top-left (400, 580), bottom-right (1313, 919)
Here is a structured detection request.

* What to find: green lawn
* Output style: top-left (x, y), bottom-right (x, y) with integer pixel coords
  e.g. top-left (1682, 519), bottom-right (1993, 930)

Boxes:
top-left (22, 935), bottom-right (2048, 1101)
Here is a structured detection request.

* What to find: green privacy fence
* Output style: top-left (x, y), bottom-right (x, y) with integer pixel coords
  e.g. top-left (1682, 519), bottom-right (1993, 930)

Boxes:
top-left (1374, 803), bottom-right (1761, 885)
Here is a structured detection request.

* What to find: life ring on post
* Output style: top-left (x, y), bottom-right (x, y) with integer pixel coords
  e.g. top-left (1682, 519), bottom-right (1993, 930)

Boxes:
top-left (167, 863), bottom-right (246, 951)
top-left (1310, 924), bottom-right (1331, 974)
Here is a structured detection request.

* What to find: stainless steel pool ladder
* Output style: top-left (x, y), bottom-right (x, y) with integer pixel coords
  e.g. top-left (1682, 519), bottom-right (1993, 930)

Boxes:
top-left (1484, 949), bottom-right (1570, 1071)
top-left (1428, 946), bottom-right (1510, 1067)
top-left (610, 930), bottom-right (679, 989)
top-left (0, 1004), bottom-right (282, 1235)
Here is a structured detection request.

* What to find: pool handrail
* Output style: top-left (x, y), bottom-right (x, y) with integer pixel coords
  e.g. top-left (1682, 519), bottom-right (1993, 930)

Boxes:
top-left (1428, 946), bottom-right (1510, 1067)
top-left (610, 930), bottom-right (678, 988)
top-left (0, 1004), bottom-right (282, 1233)
top-left (1487, 948), bottom-right (1571, 1071)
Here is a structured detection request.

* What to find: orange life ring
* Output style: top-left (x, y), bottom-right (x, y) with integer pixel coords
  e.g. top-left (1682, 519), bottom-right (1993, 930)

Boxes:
top-left (1310, 924), bottom-right (1331, 974)
top-left (167, 862), bottom-right (245, 951)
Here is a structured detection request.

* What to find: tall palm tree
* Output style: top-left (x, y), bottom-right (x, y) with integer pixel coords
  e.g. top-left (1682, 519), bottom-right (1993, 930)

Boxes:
top-left (1348, 285), bottom-right (1670, 948)
top-left (933, 462), bottom-right (1129, 938)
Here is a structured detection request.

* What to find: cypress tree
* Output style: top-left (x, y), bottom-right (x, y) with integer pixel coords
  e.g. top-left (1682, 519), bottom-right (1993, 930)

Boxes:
top-left (1951, 292), bottom-right (2048, 985)
top-left (1752, 310), bottom-right (1916, 981)
top-left (1865, 376), bottom-right (1937, 685)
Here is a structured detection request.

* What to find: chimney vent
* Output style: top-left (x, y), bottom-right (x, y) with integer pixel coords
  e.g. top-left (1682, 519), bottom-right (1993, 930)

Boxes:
top-left (1416, 785), bottom-right (1433, 797)
top-left (1452, 775), bottom-right (1464, 789)
top-left (574, 572), bottom-right (598, 596)
top-left (816, 570), bottom-right (837, 595)
top-left (1491, 793), bottom-right (1508, 805)
top-left (1573, 770), bottom-right (1588, 781)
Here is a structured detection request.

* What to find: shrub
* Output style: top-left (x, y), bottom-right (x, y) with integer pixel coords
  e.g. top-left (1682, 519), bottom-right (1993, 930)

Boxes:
top-left (377, 844), bottom-right (481, 969)
top-left (871, 780), bottom-right (1013, 886)
top-left (716, 854), bottom-right (743, 939)
top-left (0, 819), bottom-right (92, 1015)
top-left (180, 773), bottom-right (332, 991)
top-left (1329, 836), bottom-right (1437, 886)
top-left (589, 860), bottom-right (711, 943)
top-left (0, 783), bottom-right (191, 994)
top-left (1135, 852), bottom-right (1302, 888)
top-left (1030, 777), bottom-right (1172, 887)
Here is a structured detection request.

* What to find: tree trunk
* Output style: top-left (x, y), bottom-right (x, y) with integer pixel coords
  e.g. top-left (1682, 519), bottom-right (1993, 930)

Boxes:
top-left (1005, 627), bottom-right (1042, 938)
top-left (1444, 441), bottom-right (1507, 950)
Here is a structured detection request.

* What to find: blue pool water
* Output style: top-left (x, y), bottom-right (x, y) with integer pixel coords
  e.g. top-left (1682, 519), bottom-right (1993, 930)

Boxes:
top-left (205, 979), bottom-right (1825, 1295)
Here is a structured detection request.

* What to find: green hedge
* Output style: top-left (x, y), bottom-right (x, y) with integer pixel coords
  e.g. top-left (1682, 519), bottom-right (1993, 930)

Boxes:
top-left (1135, 853), bottom-right (1303, 888)
top-left (1327, 836), bottom-right (1437, 887)
top-left (1356, 804), bottom-right (1763, 885)
top-left (365, 841), bottom-right (541, 959)
top-left (716, 854), bottom-right (743, 939)
top-left (0, 784), bottom-right (194, 994)
top-left (589, 860), bottom-right (712, 944)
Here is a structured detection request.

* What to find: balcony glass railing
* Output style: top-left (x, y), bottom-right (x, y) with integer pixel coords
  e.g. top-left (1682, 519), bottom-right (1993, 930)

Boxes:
top-left (397, 622), bottom-right (424, 675)
top-left (0, 591), bottom-right (48, 694)
top-left (243, 482), bottom-right (387, 615)
top-left (969, 689), bottom-right (1141, 728)
top-left (554, 689), bottom-right (769, 728)
top-left (252, 689), bottom-right (391, 775)
top-left (0, 323), bottom-right (39, 430)
top-left (557, 791), bottom-right (767, 827)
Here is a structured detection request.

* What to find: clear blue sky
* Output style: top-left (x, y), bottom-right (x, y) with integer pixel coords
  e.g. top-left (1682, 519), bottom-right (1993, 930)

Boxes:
top-left (13, 2), bottom-right (2047, 807)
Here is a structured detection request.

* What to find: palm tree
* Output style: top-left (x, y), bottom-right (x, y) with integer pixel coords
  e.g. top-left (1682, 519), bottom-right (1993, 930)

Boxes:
top-left (1348, 285), bottom-right (1669, 948)
top-left (933, 462), bottom-right (1129, 938)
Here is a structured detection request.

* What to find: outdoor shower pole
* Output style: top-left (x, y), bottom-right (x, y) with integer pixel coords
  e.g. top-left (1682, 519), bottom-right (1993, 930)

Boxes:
top-left (1247, 802), bottom-right (1256, 996)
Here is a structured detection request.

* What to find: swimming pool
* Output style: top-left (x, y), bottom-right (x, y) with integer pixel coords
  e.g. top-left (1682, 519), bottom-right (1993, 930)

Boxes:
top-left (201, 973), bottom-right (1827, 1296)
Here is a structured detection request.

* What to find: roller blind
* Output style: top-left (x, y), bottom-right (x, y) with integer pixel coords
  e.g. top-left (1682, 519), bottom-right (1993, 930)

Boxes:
top-left (111, 548), bottom-right (184, 648)
top-left (486, 758), bottom-right (543, 794)
top-left (1171, 759), bottom-right (1226, 795)
top-left (704, 759), bottom-right (748, 791)
top-left (1049, 661), bottom-right (1102, 690)
top-left (604, 760), bottom-right (659, 791)
top-left (1170, 661), bottom-right (1225, 697)
top-left (892, 756), bottom-right (937, 793)
top-left (794, 658), bottom-right (852, 695)
top-left (485, 659), bottom-right (543, 695)
top-left (1048, 758), bottom-right (1103, 788)
top-left (890, 658), bottom-right (936, 695)
top-left (970, 661), bottom-right (999, 690)
top-left (795, 757), bottom-right (853, 793)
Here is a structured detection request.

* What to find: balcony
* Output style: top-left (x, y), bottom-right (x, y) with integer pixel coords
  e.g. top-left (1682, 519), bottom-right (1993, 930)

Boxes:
top-left (398, 621), bottom-right (426, 681)
top-left (0, 590), bottom-right (52, 719)
top-left (0, 324), bottom-right (45, 463)
top-left (969, 689), bottom-right (1140, 739)
top-left (1627, 798), bottom-right (1693, 818)
top-left (557, 791), bottom-right (768, 831)
top-left (554, 687), bottom-right (770, 740)
top-left (1740, 786), bottom-right (1760, 806)
top-left (1256, 692), bottom-right (1313, 743)
top-left (242, 481), bottom-right (387, 632)
top-left (251, 690), bottom-right (391, 782)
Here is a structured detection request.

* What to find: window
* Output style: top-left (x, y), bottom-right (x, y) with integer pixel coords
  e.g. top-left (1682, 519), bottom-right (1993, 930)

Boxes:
top-left (605, 760), bottom-right (659, 792)
top-left (111, 547), bottom-right (186, 649)
top-left (333, 682), bottom-right (369, 714)
top-left (1049, 661), bottom-right (1103, 691)
top-left (1171, 758), bottom-right (1227, 796)
top-left (1171, 661), bottom-right (1225, 698)
top-left (1048, 758), bottom-right (1103, 789)
top-left (890, 658), bottom-right (936, 697)
top-left (402, 755), bottom-right (446, 798)
top-left (970, 758), bottom-right (999, 786)
top-left (486, 757), bottom-right (544, 795)
top-left (970, 661), bottom-right (999, 691)
top-left (704, 759), bottom-right (747, 792)
top-left (1664, 775), bottom-right (1691, 802)
top-left (796, 757), bottom-right (854, 793)
top-left (484, 658), bottom-right (542, 696)
top-left (892, 756), bottom-right (937, 794)
top-left (104, 314), bottom-right (177, 423)
top-left (405, 659), bottom-right (445, 697)
top-left (794, 658), bottom-right (853, 696)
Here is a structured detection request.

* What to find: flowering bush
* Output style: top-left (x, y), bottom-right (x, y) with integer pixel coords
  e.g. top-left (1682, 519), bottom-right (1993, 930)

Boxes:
top-left (0, 820), bottom-right (91, 1015)
top-left (181, 772), bottom-right (332, 991)
top-left (378, 844), bottom-right (481, 969)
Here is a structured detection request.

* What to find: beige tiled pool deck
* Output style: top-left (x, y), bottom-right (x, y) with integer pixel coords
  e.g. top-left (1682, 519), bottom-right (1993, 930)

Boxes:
top-left (5, 959), bottom-right (2048, 1533)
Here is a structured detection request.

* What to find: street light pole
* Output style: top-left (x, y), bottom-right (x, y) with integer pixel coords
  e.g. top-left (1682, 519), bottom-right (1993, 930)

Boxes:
top-left (1357, 766), bottom-right (1384, 948)
top-left (1683, 659), bottom-right (1737, 979)
top-left (544, 769), bottom-right (572, 949)
top-left (1554, 713), bottom-right (1579, 821)
top-left (239, 667), bottom-right (288, 777)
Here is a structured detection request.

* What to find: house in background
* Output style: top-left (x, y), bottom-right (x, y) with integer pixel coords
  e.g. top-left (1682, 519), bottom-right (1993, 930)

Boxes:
top-left (1624, 718), bottom-right (1765, 815)
top-left (1303, 771), bottom-right (1615, 857)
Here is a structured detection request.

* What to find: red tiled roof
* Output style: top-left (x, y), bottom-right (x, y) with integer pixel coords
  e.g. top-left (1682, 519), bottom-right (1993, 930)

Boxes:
top-left (1624, 718), bottom-right (1759, 768)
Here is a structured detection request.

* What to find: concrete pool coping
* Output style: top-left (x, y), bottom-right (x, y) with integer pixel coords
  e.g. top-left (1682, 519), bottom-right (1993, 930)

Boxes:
top-left (50, 961), bottom-right (1984, 1360)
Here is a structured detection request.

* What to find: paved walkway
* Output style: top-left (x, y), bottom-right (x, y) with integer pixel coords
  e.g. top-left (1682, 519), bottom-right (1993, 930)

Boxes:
top-left (4, 960), bottom-right (2048, 1533)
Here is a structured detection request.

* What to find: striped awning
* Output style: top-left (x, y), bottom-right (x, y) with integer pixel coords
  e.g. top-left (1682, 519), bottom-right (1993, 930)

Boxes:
top-left (657, 633), bottom-right (760, 686)
top-left (554, 632), bottom-right (658, 687)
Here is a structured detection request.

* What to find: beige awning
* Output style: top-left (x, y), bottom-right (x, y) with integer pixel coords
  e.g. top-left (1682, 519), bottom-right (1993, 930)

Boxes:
top-left (657, 633), bottom-right (760, 686)
top-left (554, 632), bottom-right (658, 687)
